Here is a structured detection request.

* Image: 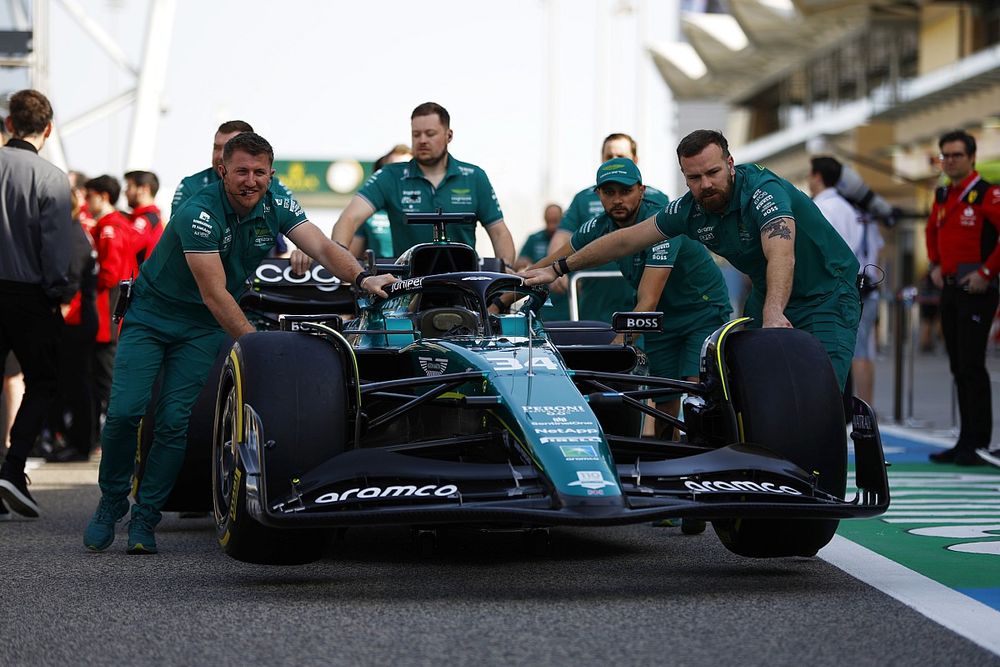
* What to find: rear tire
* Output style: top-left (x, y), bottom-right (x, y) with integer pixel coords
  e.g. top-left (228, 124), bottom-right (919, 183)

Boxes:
top-left (213, 332), bottom-right (349, 565)
top-left (712, 328), bottom-right (847, 558)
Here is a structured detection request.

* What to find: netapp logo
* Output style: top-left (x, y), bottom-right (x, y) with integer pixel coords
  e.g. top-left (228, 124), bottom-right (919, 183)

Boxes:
top-left (314, 484), bottom-right (458, 504)
top-left (684, 480), bottom-right (802, 495)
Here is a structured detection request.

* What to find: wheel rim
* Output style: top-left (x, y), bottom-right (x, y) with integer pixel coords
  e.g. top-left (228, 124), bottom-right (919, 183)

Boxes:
top-left (213, 371), bottom-right (239, 526)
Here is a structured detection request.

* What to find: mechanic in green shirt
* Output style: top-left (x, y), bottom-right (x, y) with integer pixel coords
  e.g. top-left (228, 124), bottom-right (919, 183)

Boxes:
top-left (515, 203), bottom-right (569, 320)
top-left (172, 120), bottom-right (293, 255)
top-left (350, 144), bottom-right (411, 260)
top-left (293, 102), bottom-right (514, 273)
top-left (84, 132), bottom-right (397, 555)
top-left (549, 133), bottom-right (668, 323)
top-left (534, 158), bottom-right (730, 430)
top-left (523, 130), bottom-right (861, 391)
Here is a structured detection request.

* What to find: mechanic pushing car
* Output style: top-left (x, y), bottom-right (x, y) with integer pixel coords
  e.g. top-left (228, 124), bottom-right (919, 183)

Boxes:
top-left (291, 101), bottom-right (515, 272)
top-left (83, 132), bottom-right (397, 555)
top-left (526, 157), bottom-right (730, 433)
top-left (523, 129), bottom-right (861, 391)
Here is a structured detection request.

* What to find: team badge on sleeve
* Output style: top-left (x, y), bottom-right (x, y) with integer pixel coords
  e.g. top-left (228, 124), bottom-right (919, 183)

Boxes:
top-left (191, 211), bottom-right (214, 239)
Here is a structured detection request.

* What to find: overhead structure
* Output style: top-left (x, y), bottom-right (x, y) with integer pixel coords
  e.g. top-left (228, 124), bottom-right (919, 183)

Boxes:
top-left (0, 0), bottom-right (175, 171)
top-left (649, 0), bottom-right (886, 104)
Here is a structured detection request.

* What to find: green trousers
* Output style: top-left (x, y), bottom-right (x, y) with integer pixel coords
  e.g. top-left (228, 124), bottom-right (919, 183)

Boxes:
top-left (744, 280), bottom-right (861, 391)
top-left (98, 299), bottom-right (226, 512)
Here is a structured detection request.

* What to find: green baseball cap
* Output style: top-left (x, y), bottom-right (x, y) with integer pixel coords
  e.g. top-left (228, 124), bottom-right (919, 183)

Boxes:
top-left (595, 158), bottom-right (642, 189)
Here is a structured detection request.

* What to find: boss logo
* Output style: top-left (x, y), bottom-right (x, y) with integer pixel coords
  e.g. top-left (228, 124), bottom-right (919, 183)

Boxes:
top-left (612, 312), bottom-right (663, 333)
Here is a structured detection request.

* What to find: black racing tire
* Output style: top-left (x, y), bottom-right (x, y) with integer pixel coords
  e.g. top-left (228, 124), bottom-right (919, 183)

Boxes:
top-left (712, 328), bottom-right (847, 558)
top-left (134, 339), bottom-right (231, 512)
top-left (213, 331), bottom-right (349, 565)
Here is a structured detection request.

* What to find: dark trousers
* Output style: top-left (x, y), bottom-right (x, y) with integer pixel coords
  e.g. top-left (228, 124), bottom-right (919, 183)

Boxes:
top-left (93, 341), bottom-right (117, 435)
top-left (0, 287), bottom-right (62, 468)
top-left (939, 284), bottom-right (999, 450)
top-left (55, 324), bottom-right (96, 454)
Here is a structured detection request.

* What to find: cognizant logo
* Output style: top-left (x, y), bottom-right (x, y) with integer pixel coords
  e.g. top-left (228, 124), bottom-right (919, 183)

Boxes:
top-left (314, 484), bottom-right (458, 504)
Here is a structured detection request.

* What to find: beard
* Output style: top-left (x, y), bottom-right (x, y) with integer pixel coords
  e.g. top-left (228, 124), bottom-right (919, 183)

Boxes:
top-left (608, 205), bottom-right (639, 226)
top-left (696, 174), bottom-right (734, 213)
top-left (414, 148), bottom-right (447, 169)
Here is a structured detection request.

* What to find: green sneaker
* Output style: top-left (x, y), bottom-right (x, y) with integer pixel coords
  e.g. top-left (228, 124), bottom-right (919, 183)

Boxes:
top-left (126, 504), bottom-right (161, 555)
top-left (83, 496), bottom-right (130, 551)
top-left (681, 518), bottom-right (707, 535)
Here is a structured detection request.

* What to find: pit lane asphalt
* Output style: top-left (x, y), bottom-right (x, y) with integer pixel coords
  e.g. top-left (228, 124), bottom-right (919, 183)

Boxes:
top-left (2, 461), bottom-right (998, 667)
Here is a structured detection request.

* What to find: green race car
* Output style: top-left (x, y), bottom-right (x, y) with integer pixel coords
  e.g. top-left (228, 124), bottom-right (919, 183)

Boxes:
top-left (208, 215), bottom-right (889, 564)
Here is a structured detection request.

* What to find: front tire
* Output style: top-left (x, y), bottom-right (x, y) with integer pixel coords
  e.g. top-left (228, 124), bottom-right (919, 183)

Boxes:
top-left (712, 328), bottom-right (847, 558)
top-left (213, 332), bottom-right (349, 565)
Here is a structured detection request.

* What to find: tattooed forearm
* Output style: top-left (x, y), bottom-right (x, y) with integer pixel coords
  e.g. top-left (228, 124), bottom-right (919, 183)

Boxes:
top-left (762, 218), bottom-right (793, 240)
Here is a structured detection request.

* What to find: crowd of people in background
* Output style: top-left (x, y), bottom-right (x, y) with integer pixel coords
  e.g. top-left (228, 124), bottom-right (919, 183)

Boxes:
top-left (2, 156), bottom-right (163, 466)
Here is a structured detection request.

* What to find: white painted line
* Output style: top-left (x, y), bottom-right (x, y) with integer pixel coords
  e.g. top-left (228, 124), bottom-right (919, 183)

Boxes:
top-left (890, 502), bottom-right (1000, 507)
top-left (882, 509), bottom-right (1000, 520)
top-left (887, 502), bottom-right (1000, 507)
top-left (891, 491), bottom-right (1000, 497)
top-left (979, 449), bottom-right (1000, 468)
top-left (821, 535), bottom-right (1000, 656)
top-left (883, 518), bottom-right (1000, 524)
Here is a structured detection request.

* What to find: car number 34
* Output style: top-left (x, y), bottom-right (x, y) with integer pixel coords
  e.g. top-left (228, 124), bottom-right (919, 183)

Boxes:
top-left (484, 355), bottom-right (558, 371)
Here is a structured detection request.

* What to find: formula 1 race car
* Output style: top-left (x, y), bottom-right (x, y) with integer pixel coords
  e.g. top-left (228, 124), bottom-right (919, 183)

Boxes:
top-left (206, 214), bottom-right (890, 564)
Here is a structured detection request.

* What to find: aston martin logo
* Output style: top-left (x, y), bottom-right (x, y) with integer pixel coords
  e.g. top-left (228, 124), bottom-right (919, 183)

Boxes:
top-left (568, 470), bottom-right (616, 490)
top-left (418, 356), bottom-right (448, 376)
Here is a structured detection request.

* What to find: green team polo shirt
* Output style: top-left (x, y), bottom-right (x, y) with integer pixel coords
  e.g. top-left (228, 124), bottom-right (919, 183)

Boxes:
top-left (519, 230), bottom-right (553, 263)
top-left (135, 180), bottom-right (308, 327)
top-left (561, 185), bottom-right (669, 323)
top-left (356, 155), bottom-right (503, 252)
top-left (572, 199), bottom-right (730, 332)
top-left (654, 163), bottom-right (859, 319)
top-left (171, 167), bottom-right (293, 213)
top-left (355, 211), bottom-right (394, 259)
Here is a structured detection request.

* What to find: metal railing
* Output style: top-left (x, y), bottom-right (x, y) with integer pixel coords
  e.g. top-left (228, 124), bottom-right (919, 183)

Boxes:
top-left (566, 270), bottom-right (624, 321)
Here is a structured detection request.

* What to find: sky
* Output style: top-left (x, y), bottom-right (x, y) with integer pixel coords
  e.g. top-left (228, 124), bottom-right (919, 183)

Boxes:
top-left (7, 0), bottom-right (682, 250)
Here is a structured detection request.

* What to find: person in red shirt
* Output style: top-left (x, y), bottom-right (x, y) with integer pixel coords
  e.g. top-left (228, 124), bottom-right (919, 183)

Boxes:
top-left (68, 170), bottom-right (94, 231)
top-left (925, 129), bottom-right (1000, 465)
top-left (124, 170), bottom-right (162, 264)
top-left (85, 175), bottom-right (140, 435)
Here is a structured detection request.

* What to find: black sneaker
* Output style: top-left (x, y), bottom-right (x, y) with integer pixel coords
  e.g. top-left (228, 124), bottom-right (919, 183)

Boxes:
top-left (44, 447), bottom-right (90, 463)
top-left (954, 449), bottom-right (987, 467)
top-left (0, 467), bottom-right (40, 518)
top-left (929, 447), bottom-right (958, 463)
top-left (0, 497), bottom-right (10, 521)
